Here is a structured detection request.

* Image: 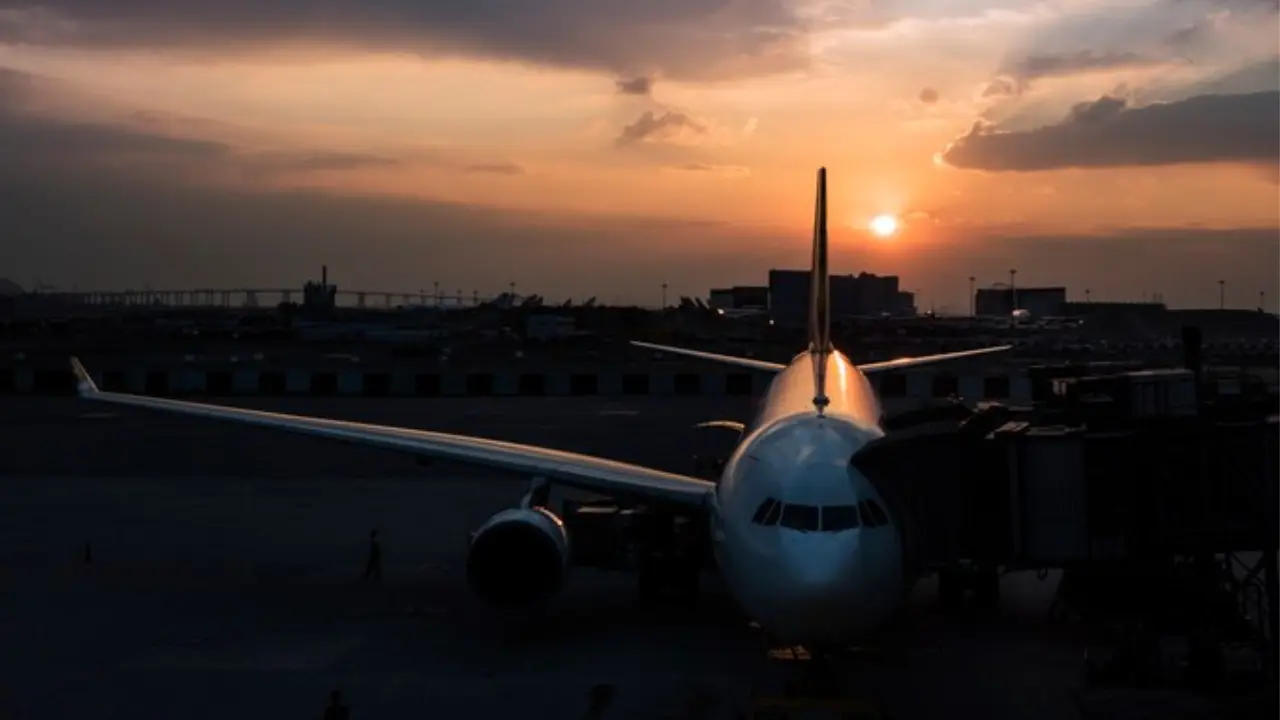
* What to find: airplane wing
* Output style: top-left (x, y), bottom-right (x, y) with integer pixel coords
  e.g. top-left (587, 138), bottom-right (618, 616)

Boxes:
top-left (69, 358), bottom-right (714, 507)
top-left (629, 341), bottom-right (1012, 374)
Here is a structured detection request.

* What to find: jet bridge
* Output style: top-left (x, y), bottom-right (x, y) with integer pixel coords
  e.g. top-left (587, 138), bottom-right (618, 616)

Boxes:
top-left (855, 361), bottom-right (1278, 691)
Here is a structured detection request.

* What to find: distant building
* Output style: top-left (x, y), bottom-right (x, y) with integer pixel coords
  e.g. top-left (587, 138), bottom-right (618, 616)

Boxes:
top-left (708, 288), bottom-right (734, 310)
top-left (708, 286), bottom-right (769, 310)
top-left (975, 286), bottom-right (1066, 318)
top-left (768, 269), bottom-right (912, 325)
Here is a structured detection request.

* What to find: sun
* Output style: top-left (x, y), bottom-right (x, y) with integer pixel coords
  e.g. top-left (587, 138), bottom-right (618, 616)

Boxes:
top-left (869, 214), bottom-right (899, 238)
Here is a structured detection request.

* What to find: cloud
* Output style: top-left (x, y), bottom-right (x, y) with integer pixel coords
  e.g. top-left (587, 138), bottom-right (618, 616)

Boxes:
top-left (0, 1), bottom-right (811, 82)
top-left (260, 152), bottom-right (400, 172)
top-left (616, 77), bottom-right (654, 96)
top-left (919, 87), bottom-right (939, 104)
top-left (0, 66), bottom-right (522, 189)
top-left (984, 51), bottom-right (1167, 96)
top-left (464, 162), bottom-right (525, 175)
top-left (669, 163), bottom-right (751, 177)
top-left (615, 111), bottom-right (708, 146)
top-left (941, 91), bottom-right (1280, 171)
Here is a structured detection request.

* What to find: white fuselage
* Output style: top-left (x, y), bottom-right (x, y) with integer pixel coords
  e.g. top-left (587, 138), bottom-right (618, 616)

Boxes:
top-left (709, 349), bottom-right (906, 644)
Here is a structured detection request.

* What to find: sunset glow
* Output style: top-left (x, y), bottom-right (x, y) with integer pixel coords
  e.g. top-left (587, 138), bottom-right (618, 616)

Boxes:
top-left (0, 0), bottom-right (1274, 308)
top-left (870, 215), bottom-right (899, 239)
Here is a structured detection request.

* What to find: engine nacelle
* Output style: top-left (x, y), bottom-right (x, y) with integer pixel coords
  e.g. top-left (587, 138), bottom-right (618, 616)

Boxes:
top-left (466, 507), bottom-right (570, 608)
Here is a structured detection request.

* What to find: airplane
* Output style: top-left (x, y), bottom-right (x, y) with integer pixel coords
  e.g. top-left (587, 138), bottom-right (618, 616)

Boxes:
top-left (68, 168), bottom-right (1011, 646)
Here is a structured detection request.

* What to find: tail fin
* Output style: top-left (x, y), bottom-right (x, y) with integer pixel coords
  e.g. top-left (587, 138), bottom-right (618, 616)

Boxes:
top-left (809, 168), bottom-right (832, 413)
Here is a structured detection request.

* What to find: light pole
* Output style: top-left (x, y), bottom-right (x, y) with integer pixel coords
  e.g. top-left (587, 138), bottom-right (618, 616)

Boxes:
top-left (509, 281), bottom-right (516, 301)
top-left (1085, 288), bottom-right (1091, 303)
top-left (1260, 290), bottom-right (1266, 312)
top-left (968, 276), bottom-right (975, 317)
top-left (433, 281), bottom-right (440, 306)
top-left (662, 282), bottom-right (668, 310)
top-left (1218, 279), bottom-right (1225, 310)
top-left (1009, 269), bottom-right (1017, 312)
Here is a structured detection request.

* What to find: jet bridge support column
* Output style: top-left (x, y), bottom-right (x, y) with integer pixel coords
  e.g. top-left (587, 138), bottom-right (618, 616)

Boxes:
top-left (1265, 548), bottom-right (1278, 661)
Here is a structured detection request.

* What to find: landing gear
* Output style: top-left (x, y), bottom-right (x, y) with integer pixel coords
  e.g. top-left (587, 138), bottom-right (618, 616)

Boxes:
top-left (635, 513), bottom-right (707, 606)
top-left (938, 564), bottom-right (1001, 614)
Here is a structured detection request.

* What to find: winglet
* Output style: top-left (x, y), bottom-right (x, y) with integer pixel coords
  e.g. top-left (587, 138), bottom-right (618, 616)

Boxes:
top-left (809, 167), bottom-right (831, 414)
top-left (69, 356), bottom-right (99, 396)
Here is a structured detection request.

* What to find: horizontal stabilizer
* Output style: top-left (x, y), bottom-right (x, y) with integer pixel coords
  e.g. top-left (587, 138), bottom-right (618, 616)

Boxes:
top-left (855, 345), bottom-right (1013, 374)
top-left (630, 341), bottom-right (785, 372)
top-left (630, 341), bottom-right (1011, 375)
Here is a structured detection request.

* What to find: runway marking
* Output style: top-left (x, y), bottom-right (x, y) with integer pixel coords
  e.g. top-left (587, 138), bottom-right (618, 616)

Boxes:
top-left (598, 410), bottom-right (639, 416)
top-left (78, 412), bottom-right (119, 420)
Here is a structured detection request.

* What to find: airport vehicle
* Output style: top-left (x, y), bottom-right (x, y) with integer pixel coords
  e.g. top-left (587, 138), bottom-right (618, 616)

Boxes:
top-left (69, 168), bottom-right (1010, 645)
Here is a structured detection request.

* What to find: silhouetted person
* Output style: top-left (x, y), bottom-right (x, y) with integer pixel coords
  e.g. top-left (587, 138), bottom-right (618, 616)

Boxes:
top-left (362, 530), bottom-right (382, 583)
top-left (323, 690), bottom-right (349, 720)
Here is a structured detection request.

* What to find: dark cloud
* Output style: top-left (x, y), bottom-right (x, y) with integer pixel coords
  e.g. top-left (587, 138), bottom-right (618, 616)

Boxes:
top-left (0, 67), bottom-right (520, 188)
top-left (464, 162), bottom-right (525, 175)
top-left (1013, 51), bottom-right (1159, 79)
top-left (615, 111), bottom-right (706, 146)
top-left (616, 77), bottom-right (654, 95)
top-left (942, 91), bottom-right (1280, 171)
top-left (263, 152), bottom-right (400, 172)
top-left (984, 51), bottom-right (1164, 97)
top-left (919, 87), bottom-right (939, 104)
top-left (0, 1), bottom-right (810, 82)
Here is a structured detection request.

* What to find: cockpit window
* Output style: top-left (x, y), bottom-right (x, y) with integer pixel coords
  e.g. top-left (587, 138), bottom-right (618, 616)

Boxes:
top-left (779, 503), bottom-right (820, 532)
top-left (865, 499), bottom-right (890, 526)
top-left (821, 504), bottom-right (861, 531)
top-left (753, 499), bottom-right (885, 533)
top-left (752, 497), bottom-right (784, 526)
top-left (751, 498), bottom-right (777, 524)
top-left (857, 501), bottom-right (878, 528)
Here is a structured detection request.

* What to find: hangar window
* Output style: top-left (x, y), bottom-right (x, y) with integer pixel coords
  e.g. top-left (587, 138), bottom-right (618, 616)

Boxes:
top-left (821, 505), bottom-right (861, 532)
top-left (779, 504), bottom-right (820, 532)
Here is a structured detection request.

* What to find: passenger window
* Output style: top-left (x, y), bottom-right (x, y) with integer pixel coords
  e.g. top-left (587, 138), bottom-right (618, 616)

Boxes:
top-left (866, 499), bottom-right (890, 526)
top-left (857, 501), bottom-right (878, 528)
top-left (752, 498), bottom-right (777, 525)
top-left (761, 499), bottom-right (783, 526)
top-left (821, 505), bottom-right (861, 532)
top-left (779, 504), bottom-right (819, 532)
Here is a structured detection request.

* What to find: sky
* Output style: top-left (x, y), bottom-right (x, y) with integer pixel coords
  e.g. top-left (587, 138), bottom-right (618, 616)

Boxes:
top-left (0, 0), bottom-right (1276, 310)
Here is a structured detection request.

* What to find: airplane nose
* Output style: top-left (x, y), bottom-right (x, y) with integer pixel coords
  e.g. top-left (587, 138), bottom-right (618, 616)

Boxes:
top-left (782, 535), bottom-right (859, 595)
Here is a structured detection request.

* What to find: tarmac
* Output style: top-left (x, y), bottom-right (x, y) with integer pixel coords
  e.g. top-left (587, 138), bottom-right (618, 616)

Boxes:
top-left (1, 396), bottom-right (1090, 719)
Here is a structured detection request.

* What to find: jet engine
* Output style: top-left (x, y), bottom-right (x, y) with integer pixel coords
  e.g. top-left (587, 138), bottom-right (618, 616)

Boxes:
top-left (466, 506), bottom-right (570, 608)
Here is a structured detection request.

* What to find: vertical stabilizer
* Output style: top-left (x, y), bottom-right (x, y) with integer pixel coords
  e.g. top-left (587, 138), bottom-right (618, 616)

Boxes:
top-left (809, 168), bottom-right (832, 413)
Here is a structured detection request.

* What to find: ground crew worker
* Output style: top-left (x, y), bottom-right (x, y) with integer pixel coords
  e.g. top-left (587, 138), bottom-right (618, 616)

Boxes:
top-left (362, 530), bottom-right (382, 583)
top-left (323, 690), bottom-right (349, 720)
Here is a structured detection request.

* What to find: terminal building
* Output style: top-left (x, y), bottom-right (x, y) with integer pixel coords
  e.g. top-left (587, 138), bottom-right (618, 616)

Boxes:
top-left (975, 286), bottom-right (1066, 318)
top-left (768, 270), bottom-right (915, 325)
